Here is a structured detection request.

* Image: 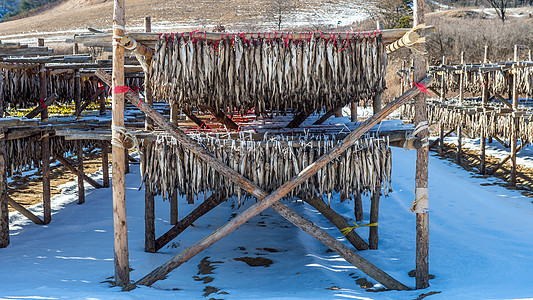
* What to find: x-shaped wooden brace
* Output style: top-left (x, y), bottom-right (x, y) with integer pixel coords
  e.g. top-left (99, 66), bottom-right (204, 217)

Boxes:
top-left (97, 69), bottom-right (431, 290)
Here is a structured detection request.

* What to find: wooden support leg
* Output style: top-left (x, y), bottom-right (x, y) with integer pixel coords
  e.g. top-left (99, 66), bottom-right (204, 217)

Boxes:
top-left (183, 109), bottom-right (208, 129)
top-left (170, 193), bottom-right (178, 225)
top-left (8, 196), bottom-right (45, 225)
top-left (480, 134), bottom-right (486, 175)
top-left (0, 127), bottom-right (9, 247)
top-left (207, 106), bottom-right (240, 130)
top-left (187, 193), bottom-right (194, 205)
top-left (74, 69), bottom-right (82, 120)
top-left (77, 89), bottom-right (105, 118)
top-left (304, 194), bottom-right (369, 250)
top-left (354, 191), bottom-right (363, 222)
top-left (313, 106), bottom-right (342, 125)
top-left (510, 117), bottom-right (518, 186)
top-left (350, 100), bottom-right (358, 123)
top-left (42, 132), bottom-right (51, 224)
top-left (77, 141), bottom-right (85, 204)
top-left (438, 123), bottom-right (444, 156)
top-left (456, 126), bottom-right (462, 165)
top-left (286, 110), bottom-right (313, 129)
top-left (102, 141), bottom-right (110, 188)
top-left (145, 189), bottom-right (156, 253)
top-left (488, 141), bottom-right (526, 176)
top-left (99, 93), bottom-right (106, 116)
top-left (54, 155), bottom-right (103, 189)
top-left (124, 149), bottom-right (130, 174)
top-left (369, 183), bottom-right (381, 250)
top-left (155, 194), bottom-right (226, 251)
top-left (373, 93), bottom-right (382, 115)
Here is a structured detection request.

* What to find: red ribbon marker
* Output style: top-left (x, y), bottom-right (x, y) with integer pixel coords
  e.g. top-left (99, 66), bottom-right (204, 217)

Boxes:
top-left (39, 98), bottom-right (47, 109)
top-left (113, 86), bottom-right (142, 107)
top-left (413, 82), bottom-right (430, 95)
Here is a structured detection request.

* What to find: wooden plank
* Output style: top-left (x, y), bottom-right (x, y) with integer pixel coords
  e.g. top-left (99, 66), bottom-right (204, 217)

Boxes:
top-left (313, 106), bottom-right (342, 125)
top-left (285, 110), bottom-right (313, 129)
top-left (111, 0), bottom-right (130, 287)
top-left (493, 93), bottom-right (513, 109)
top-left (304, 194), bottom-right (369, 251)
top-left (206, 106), bottom-right (239, 130)
top-left (0, 126), bottom-right (10, 247)
top-left (53, 154), bottom-right (103, 189)
top-left (7, 196), bottom-right (44, 225)
top-left (76, 141), bottom-right (85, 204)
top-left (25, 94), bottom-right (58, 120)
top-left (155, 194), bottom-right (226, 251)
top-left (97, 69), bottom-right (428, 290)
top-left (413, 0), bottom-right (430, 289)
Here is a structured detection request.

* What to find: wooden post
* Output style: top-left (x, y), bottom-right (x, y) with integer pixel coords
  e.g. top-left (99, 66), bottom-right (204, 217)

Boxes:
top-left (480, 45), bottom-right (489, 175)
top-left (111, 0), bottom-right (130, 287)
top-left (334, 107), bottom-right (343, 118)
top-left (38, 37), bottom-right (51, 225)
top-left (145, 187), bottom-right (156, 253)
top-left (144, 16), bottom-right (154, 131)
top-left (368, 183), bottom-right (381, 250)
top-left (73, 43), bottom-right (79, 55)
top-left (102, 141), bottom-right (110, 188)
top-left (354, 191), bottom-right (363, 222)
top-left (77, 141), bottom-right (85, 204)
top-left (0, 126), bottom-right (9, 247)
top-left (350, 100), bottom-right (358, 123)
top-left (459, 52), bottom-right (465, 106)
top-left (438, 122), bottom-right (444, 156)
top-left (99, 91), bottom-right (106, 116)
top-left (74, 69), bottom-right (81, 120)
top-left (456, 121), bottom-right (462, 165)
top-left (124, 149), bottom-right (129, 174)
top-left (170, 103), bottom-right (179, 225)
top-left (304, 195), bottom-right (369, 251)
top-left (372, 21), bottom-right (383, 115)
top-left (510, 46), bottom-right (519, 186)
top-left (400, 61), bottom-right (406, 95)
top-left (413, 0), bottom-right (430, 289)
top-left (440, 56), bottom-right (446, 102)
top-left (96, 69), bottom-right (430, 290)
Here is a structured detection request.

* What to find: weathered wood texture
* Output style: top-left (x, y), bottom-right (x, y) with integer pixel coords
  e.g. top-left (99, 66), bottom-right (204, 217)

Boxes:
top-left (8, 196), bottom-right (45, 225)
top-left (488, 141), bottom-right (526, 176)
top-left (351, 100), bottom-right (358, 123)
top-left (304, 195), bottom-right (369, 250)
top-left (354, 192), bottom-right (363, 222)
top-left (96, 69), bottom-right (428, 290)
top-left (39, 55), bottom-right (52, 224)
top-left (155, 194), bottom-right (226, 251)
top-left (170, 103), bottom-right (179, 225)
top-left (207, 106), bottom-right (240, 130)
top-left (25, 94), bottom-right (58, 120)
top-left (413, 0), bottom-right (430, 289)
top-left (76, 141), bottom-right (85, 204)
top-left (313, 106), bottom-right (342, 125)
top-left (74, 69), bottom-right (82, 119)
top-left (144, 16), bottom-right (154, 131)
top-left (369, 184), bottom-right (381, 249)
top-left (145, 188), bottom-right (155, 253)
top-left (102, 141), bottom-right (110, 188)
top-left (0, 126), bottom-right (9, 247)
top-left (111, 0), bottom-right (130, 287)
top-left (53, 154), bottom-right (103, 189)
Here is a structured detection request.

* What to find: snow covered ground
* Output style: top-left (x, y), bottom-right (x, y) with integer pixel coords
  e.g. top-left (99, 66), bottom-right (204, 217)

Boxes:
top-left (2, 132), bottom-right (533, 299)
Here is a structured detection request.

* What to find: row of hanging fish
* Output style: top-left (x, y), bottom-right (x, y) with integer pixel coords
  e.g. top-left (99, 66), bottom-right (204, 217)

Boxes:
top-left (429, 66), bottom-right (533, 96)
top-left (4, 135), bottom-right (97, 177)
top-left (400, 102), bottom-right (533, 143)
top-left (150, 34), bottom-right (387, 115)
top-left (0, 68), bottom-right (144, 109)
top-left (138, 133), bottom-right (392, 206)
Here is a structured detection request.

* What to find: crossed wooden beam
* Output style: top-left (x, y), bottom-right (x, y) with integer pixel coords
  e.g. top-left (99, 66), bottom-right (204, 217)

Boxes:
top-left (96, 69), bottom-right (432, 290)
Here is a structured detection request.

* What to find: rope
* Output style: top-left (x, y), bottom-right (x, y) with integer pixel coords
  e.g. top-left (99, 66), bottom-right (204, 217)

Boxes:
top-left (111, 126), bottom-right (139, 151)
top-left (340, 222), bottom-right (378, 236)
top-left (403, 121), bottom-right (429, 150)
top-left (411, 187), bottom-right (429, 213)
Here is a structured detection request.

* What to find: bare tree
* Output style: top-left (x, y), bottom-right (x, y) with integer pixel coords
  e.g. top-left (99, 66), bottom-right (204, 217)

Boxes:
top-left (369, 0), bottom-right (412, 29)
top-left (267, 0), bottom-right (296, 31)
top-left (487, 0), bottom-right (510, 23)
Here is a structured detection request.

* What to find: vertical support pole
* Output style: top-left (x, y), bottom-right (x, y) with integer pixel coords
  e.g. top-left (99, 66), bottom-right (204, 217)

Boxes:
top-left (372, 21), bottom-right (383, 115)
top-left (0, 76), bottom-right (9, 246)
top-left (456, 120), bottom-right (462, 165)
top-left (350, 99), bottom-right (357, 123)
top-left (101, 141), bottom-right (110, 188)
top-left (354, 191), bottom-right (363, 222)
top-left (413, 0), bottom-right (430, 289)
top-left (124, 149), bottom-right (129, 174)
top-left (459, 52), bottom-right (465, 106)
top-left (144, 16), bottom-right (154, 131)
top-left (73, 43), bottom-right (79, 55)
top-left (438, 122), bottom-right (444, 157)
top-left (368, 183), bottom-right (381, 249)
top-left (400, 61), bottom-right (406, 95)
top-left (38, 38), bottom-right (51, 225)
top-left (77, 140), bottom-right (85, 204)
top-left (112, 0), bottom-right (130, 287)
top-left (99, 92), bottom-right (106, 116)
top-left (439, 56), bottom-right (446, 102)
top-left (480, 45), bottom-right (489, 175)
top-left (170, 103), bottom-right (179, 224)
top-left (334, 107), bottom-right (343, 118)
top-left (74, 69), bottom-right (81, 119)
top-left (144, 149), bottom-right (155, 252)
top-left (510, 46), bottom-right (519, 186)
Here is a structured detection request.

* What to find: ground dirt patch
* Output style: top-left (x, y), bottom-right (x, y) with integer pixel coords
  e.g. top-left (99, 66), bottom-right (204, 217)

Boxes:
top-left (234, 256), bottom-right (273, 267)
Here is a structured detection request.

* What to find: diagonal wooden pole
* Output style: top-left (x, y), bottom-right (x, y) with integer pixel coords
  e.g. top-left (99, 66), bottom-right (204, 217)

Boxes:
top-left (96, 69), bottom-right (430, 290)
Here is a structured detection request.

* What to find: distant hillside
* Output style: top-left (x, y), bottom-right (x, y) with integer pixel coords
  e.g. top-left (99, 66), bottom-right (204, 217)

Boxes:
top-left (0, 0), bottom-right (20, 19)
